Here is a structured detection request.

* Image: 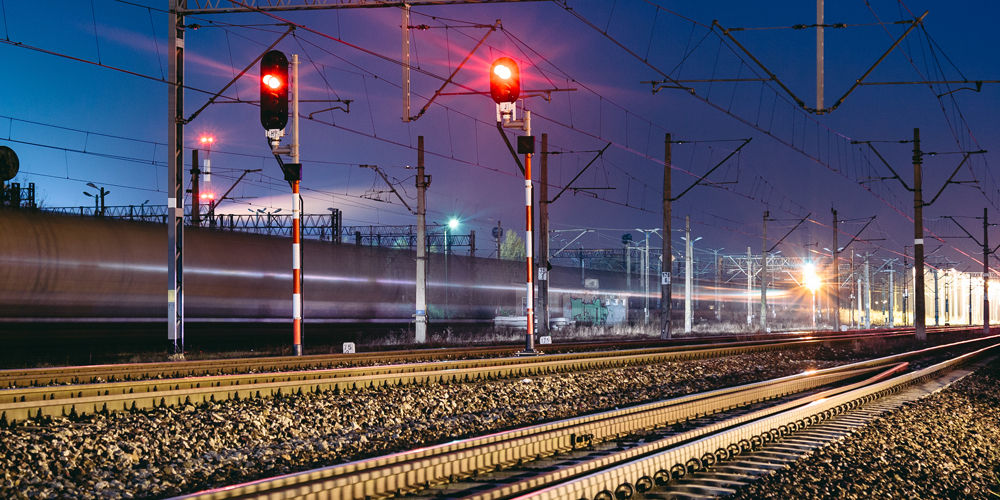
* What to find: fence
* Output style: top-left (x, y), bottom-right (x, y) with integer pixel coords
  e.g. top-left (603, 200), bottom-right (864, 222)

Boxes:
top-left (40, 205), bottom-right (476, 252)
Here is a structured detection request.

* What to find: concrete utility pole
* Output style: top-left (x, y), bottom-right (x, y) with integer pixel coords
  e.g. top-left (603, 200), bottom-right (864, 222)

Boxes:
top-left (856, 275), bottom-right (862, 328)
top-left (832, 208), bottom-right (840, 331)
top-left (538, 134), bottom-right (550, 340)
top-left (760, 211), bottom-right (768, 331)
top-left (933, 269), bottom-right (939, 326)
top-left (816, 0), bottom-right (824, 111)
top-left (712, 249), bottom-right (724, 321)
top-left (913, 128), bottom-right (927, 340)
top-left (864, 253), bottom-right (871, 329)
top-left (167, 0), bottom-right (185, 355)
top-left (626, 243), bottom-right (632, 292)
top-left (401, 4), bottom-right (410, 122)
top-left (661, 134), bottom-right (672, 339)
top-left (646, 232), bottom-right (652, 325)
top-left (944, 273), bottom-right (950, 325)
top-left (984, 207), bottom-right (991, 334)
top-left (903, 246), bottom-right (910, 325)
top-left (415, 136), bottom-right (429, 343)
top-left (747, 247), bottom-right (753, 325)
top-left (888, 260), bottom-right (895, 327)
top-left (685, 216), bottom-right (693, 333)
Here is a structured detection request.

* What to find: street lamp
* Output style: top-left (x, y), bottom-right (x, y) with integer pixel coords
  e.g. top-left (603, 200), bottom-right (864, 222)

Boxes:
top-left (84, 183), bottom-right (110, 218)
top-left (83, 191), bottom-right (96, 214)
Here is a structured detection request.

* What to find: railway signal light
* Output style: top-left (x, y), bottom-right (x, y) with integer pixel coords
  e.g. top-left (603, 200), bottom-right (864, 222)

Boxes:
top-left (490, 57), bottom-right (520, 104)
top-left (260, 50), bottom-right (289, 131)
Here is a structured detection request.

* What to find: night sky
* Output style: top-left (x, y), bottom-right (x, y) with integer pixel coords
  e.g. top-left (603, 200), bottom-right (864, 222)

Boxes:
top-left (2, 0), bottom-right (998, 268)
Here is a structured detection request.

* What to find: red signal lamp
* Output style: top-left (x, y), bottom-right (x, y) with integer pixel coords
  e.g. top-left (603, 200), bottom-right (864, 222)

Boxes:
top-left (490, 57), bottom-right (520, 104)
top-left (263, 74), bottom-right (282, 90)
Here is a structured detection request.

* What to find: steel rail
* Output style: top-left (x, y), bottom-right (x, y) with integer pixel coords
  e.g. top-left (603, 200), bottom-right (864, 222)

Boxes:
top-left (0, 336), bottom-right (864, 425)
top-left (0, 325), bottom-right (966, 388)
top-left (3, 341), bottom-right (793, 403)
top-left (0, 329), bottom-right (976, 425)
top-left (0, 338), bottom-right (750, 388)
top-left (0, 336), bottom-right (811, 389)
top-left (161, 334), bottom-right (1000, 500)
top-left (521, 342), bottom-right (1000, 500)
top-left (0, 340), bottom-right (656, 388)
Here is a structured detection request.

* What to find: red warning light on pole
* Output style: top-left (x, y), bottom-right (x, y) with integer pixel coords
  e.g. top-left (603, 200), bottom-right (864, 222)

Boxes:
top-left (490, 57), bottom-right (520, 104)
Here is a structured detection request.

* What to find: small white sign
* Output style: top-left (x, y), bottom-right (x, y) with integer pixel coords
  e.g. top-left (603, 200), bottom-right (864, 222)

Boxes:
top-left (342, 342), bottom-right (355, 354)
top-left (538, 268), bottom-right (548, 281)
top-left (584, 278), bottom-right (599, 289)
top-left (661, 272), bottom-right (671, 285)
top-left (539, 336), bottom-right (552, 345)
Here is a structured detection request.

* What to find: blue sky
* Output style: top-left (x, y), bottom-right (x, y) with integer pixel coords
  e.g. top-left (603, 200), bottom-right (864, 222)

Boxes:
top-left (2, 0), bottom-right (998, 267)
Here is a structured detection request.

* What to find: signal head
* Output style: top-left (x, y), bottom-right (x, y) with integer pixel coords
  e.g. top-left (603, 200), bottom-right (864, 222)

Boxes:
top-left (489, 57), bottom-right (520, 104)
top-left (260, 50), bottom-right (289, 131)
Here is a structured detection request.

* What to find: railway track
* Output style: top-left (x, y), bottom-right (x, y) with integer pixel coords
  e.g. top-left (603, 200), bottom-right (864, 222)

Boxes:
top-left (0, 332), bottom-right (910, 426)
top-left (164, 334), bottom-right (1000, 500)
top-left (0, 328), bottom-right (977, 427)
top-left (0, 325), bottom-right (965, 389)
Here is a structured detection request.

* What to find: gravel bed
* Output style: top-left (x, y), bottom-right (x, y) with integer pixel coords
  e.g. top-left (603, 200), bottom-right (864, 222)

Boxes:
top-left (0, 348), bottom-right (854, 500)
top-left (730, 356), bottom-right (1000, 499)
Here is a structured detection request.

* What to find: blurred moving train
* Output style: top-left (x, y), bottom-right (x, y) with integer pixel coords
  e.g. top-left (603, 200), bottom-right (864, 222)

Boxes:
top-left (0, 211), bottom-right (641, 325)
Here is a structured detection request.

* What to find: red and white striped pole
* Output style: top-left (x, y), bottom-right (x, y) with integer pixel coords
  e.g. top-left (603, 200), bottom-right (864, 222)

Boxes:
top-left (292, 179), bottom-right (302, 355)
top-left (291, 53), bottom-right (302, 356)
top-left (523, 111), bottom-right (535, 354)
